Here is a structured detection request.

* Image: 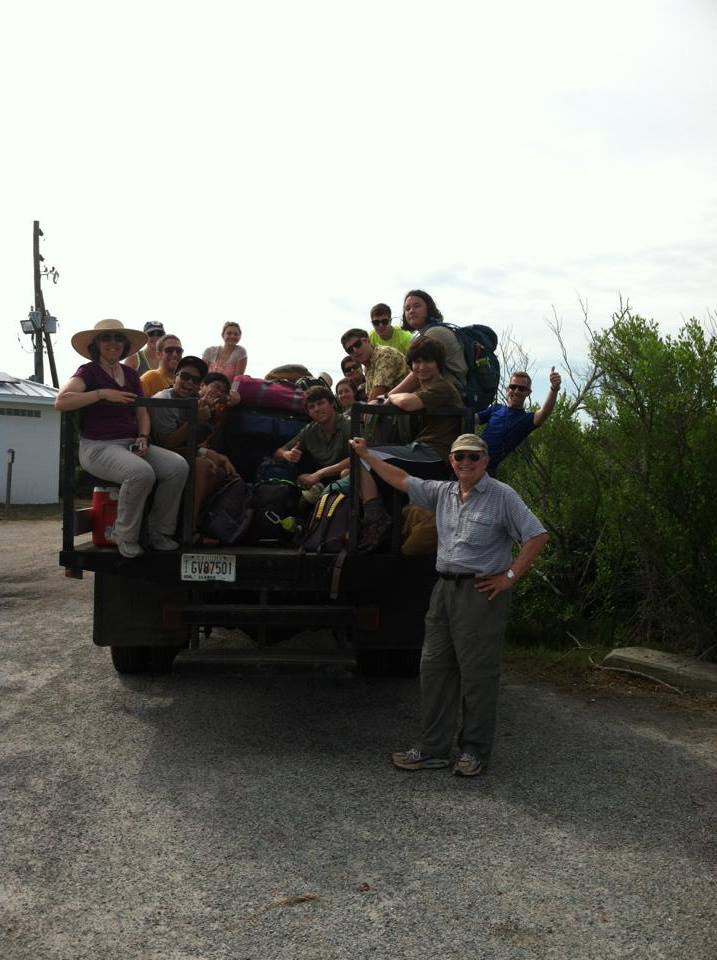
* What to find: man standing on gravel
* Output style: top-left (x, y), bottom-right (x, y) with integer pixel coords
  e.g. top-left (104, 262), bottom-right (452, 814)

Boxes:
top-left (349, 433), bottom-right (549, 776)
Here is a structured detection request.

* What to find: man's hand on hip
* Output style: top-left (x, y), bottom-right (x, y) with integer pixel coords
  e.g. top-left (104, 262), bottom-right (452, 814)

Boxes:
top-left (475, 572), bottom-right (514, 600)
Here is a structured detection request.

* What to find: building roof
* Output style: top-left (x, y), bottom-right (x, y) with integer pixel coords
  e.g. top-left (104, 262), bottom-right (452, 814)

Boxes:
top-left (0, 371), bottom-right (60, 405)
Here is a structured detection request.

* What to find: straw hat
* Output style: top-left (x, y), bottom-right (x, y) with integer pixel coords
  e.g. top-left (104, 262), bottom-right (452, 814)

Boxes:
top-left (71, 319), bottom-right (147, 359)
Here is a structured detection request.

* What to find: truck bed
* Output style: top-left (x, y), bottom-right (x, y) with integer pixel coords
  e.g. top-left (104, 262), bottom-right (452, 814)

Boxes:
top-left (60, 539), bottom-right (436, 592)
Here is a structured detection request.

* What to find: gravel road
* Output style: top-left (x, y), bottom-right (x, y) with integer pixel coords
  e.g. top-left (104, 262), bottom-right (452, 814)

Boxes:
top-left (2, 520), bottom-right (716, 960)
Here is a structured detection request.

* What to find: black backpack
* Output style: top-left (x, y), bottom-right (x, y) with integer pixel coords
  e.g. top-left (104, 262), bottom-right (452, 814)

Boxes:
top-left (299, 491), bottom-right (350, 554)
top-left (294, 375), bottom-right (329, 392)
top-left (254, 456), bottom-right (297, 483)
top-left (244, 479), bottom-right (301, 545)
top-left (198, 477), bottom-right (254, 544)
top-left (443, 323), bottom-right (500, 411)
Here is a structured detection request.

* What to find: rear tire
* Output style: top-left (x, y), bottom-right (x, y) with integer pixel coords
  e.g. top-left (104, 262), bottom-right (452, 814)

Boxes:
top-left (110, 645), bottom-right (150, 675)
top-left (148, 645), bottom-right (182, 673)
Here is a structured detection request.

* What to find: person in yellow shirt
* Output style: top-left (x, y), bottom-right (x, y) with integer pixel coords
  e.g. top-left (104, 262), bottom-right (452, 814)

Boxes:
top-left (140, 334), bottom-right (183, 396)
top-left (367, 303), bottom-right (413, 354)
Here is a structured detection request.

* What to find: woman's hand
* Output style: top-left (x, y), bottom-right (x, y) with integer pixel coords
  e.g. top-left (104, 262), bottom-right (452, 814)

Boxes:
top-left (132, 436), bottom-right (149, 459)
top-left (100, 389), bottom-right (136, 405)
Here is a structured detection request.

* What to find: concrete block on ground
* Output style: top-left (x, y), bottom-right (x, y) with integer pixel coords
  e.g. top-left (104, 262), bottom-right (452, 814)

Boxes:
top-left (603, 645), bottom-right (717, 693)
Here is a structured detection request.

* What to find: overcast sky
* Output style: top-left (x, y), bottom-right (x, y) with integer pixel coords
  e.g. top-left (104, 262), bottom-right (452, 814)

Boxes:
top-left (1, 0), bottom-right (715, 396)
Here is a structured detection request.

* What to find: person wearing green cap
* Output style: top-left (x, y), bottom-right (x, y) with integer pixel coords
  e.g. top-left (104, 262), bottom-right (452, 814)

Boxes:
top-left (349, 431), bottom-right (549, 777)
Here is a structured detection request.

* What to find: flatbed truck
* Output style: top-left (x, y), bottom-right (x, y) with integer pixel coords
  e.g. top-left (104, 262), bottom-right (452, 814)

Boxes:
top-left (59, 399), bottom-right (469, 677)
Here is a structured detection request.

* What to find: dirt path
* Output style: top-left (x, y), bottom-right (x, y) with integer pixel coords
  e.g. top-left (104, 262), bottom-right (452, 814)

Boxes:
top-left (2, 520), bottom-right (716, 960)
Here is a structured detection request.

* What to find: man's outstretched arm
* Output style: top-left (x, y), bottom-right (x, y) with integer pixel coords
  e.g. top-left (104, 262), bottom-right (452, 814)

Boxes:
top-left (349, 437), bottom-right (410, 493)
top-left (533, 367), bottom-right (562, 427)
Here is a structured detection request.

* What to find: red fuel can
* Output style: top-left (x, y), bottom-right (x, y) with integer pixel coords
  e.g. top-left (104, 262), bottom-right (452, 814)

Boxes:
top-left (91, 486), bottom-right (119, 547)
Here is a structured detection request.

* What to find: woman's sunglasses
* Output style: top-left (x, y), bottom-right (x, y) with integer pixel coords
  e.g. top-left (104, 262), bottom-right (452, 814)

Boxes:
top-left (97, 334), bottom-right (128, 344)
top-left (452, 451), bottom-right (484, 462)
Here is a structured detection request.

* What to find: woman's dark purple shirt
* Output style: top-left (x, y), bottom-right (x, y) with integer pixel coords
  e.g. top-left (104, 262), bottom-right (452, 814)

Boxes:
top-left (73, 362), bottom-right (145, 440)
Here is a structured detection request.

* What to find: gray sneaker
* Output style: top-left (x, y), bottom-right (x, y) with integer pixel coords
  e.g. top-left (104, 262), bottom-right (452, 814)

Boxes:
top-left (453, 752), bottom-right (486, 777)
top-left (108, 528), bottom-right (144, 559)
top-left (150, 534), bottom-right (180, 551)
top-left (391, 747), bottom-right (450, 771)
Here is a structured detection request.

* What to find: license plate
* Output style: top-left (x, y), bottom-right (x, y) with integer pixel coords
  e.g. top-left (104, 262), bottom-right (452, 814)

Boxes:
top-left (181, 553), bottom-right (236, 582)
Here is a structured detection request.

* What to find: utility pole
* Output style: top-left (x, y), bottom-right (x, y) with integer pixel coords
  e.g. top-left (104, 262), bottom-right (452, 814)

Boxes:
top-left (32, 222), bottom-right (46, 383)
top-left (23, 221), bottom-right (59, 387)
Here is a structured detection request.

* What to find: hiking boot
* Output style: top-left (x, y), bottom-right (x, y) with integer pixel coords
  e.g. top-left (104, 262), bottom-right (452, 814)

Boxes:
top-left (358, 512), bottom-right (391, 552)
top-left (150, 534), bottom-right (180, 551)
top-left (391, 747), bottom-right (450, 771)
top-left (453, 752), bottom-right (486, 777)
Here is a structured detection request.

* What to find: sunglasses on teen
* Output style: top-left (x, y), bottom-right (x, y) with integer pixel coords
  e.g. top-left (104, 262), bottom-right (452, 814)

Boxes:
top-left (345, 339), bottom-right (366, 353)
top-left (163, 346), bottom-right (184, 355)
top-left (452, 451), bottom-right (485, 462)
top-left (178, 370), bottom-right (202, 384)
top-left (371, 318), bottom-right (391, 327)
top-left (97, 334), bottom-right (128, 344)
top-left (507, 383), bottom-right (529, 392)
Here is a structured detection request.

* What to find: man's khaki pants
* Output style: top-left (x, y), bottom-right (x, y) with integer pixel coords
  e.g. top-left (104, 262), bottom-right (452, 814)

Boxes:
top-left (420, 577), bottom-right (510, 762)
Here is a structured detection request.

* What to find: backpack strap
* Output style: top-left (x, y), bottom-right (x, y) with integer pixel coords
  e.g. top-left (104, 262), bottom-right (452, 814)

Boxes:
top-left (325, 492), bottom-right (346, 519)
top-left (314, 492), bottom-right (330, 521)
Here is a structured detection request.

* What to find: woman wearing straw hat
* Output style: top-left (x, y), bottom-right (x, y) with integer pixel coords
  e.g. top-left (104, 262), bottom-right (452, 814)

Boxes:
top-left (55, 319), bottom-right (189, 558)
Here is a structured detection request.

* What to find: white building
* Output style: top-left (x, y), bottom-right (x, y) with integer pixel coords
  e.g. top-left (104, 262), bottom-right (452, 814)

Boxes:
top-left (0, 372), bottom-right (61, 504)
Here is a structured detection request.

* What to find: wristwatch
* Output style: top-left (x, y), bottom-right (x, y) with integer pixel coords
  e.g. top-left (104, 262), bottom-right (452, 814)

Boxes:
top-left (505, 569), bottom-right (515, 581)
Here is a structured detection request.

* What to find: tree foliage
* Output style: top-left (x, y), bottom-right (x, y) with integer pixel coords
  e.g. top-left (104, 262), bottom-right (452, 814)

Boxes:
top-left (500, 308), bottom-right (717, 659)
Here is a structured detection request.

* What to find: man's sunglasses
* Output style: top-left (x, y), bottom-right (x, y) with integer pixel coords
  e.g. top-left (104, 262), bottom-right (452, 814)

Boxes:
top-left (178, 370), bottom-right (202, 384)
top-left (345, 339), bottom-right (365, 353)
top-left (97, 334), bottom-right (128, 344)
top-left (371, 317), bottom-right (391, 327)
top-left (146, 331), bottom-right (162, 338)
top-left (507, 383), bottom-right (529, 392)
top-left (163, 346), bottom-right (184, 355)
top-left (452, 451), bottom-right (485, 462)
